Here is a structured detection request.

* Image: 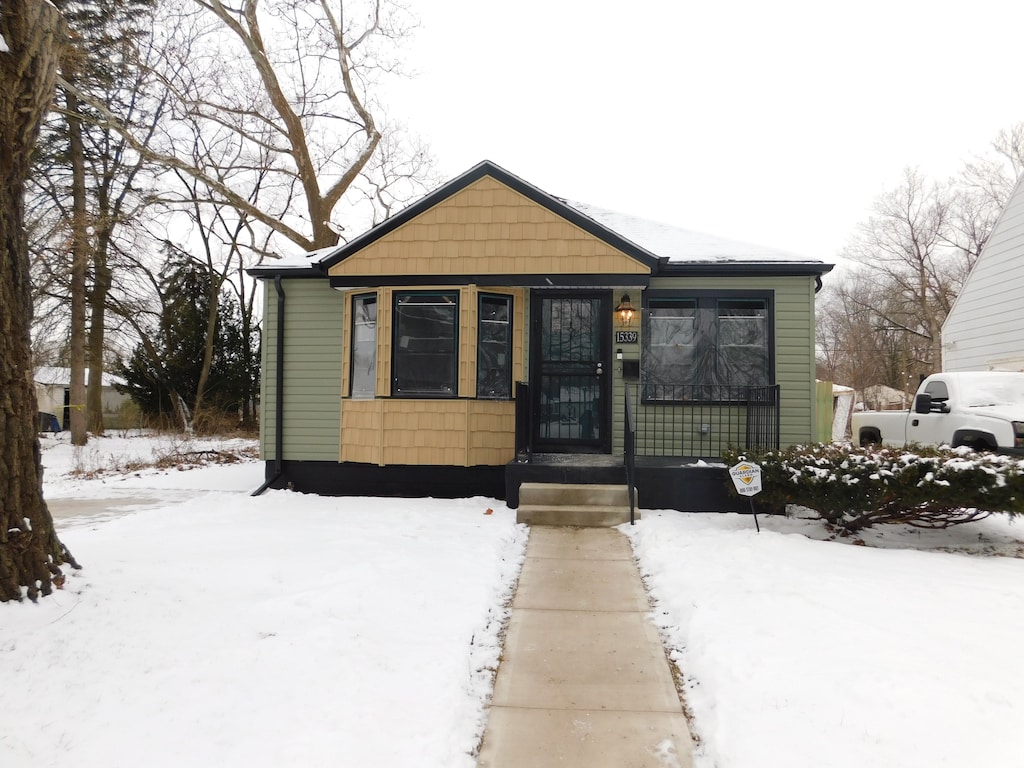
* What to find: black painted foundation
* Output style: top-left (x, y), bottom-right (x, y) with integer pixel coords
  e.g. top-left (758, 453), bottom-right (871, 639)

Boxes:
top-left (259, 457), bottom-right (758, 514)
top-left (261, 460), bottom-right (506, 500)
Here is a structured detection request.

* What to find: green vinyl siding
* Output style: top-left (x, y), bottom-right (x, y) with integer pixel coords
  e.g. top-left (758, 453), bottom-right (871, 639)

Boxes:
top-left (260, 278), bottom-right (344, 462)
top-left (258, 273), bottom-right (818, 464)
top-left (611, 275), bottom-right (818, 453)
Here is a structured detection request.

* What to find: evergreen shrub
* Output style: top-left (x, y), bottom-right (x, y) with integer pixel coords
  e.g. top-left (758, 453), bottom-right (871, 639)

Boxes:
top-left (724, 443), bottom-right (1024, 533)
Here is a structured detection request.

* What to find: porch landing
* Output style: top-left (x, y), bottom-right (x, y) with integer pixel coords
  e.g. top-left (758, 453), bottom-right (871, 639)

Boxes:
top-left (505, 453), bottom-right (756, 514)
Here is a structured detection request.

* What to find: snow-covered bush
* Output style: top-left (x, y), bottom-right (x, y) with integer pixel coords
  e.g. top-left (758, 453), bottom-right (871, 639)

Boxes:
top-left (724, 443), bottom-right (1024, 533)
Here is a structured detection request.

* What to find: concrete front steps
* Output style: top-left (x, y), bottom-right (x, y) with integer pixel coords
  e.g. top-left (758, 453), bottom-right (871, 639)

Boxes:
top-left (515, 482), bottom-right (638, 527)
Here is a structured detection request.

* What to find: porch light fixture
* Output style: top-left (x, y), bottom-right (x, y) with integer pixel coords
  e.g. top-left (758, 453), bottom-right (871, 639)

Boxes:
top-left (616, 293), bottom-right (636, 326)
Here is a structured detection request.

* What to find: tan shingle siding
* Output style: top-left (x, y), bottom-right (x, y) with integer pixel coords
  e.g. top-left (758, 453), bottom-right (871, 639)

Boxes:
top-left (328, 176), bottom-right (650, 278)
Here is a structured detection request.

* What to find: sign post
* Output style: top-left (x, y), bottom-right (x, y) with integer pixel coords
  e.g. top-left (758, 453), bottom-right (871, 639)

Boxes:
top-left (728, 461), bottom-right (763, 532)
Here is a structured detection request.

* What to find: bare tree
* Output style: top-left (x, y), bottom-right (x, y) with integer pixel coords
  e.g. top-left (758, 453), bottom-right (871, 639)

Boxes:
top-left (44, 0), bottom-right (435, 438)
top-left (68, 0), bottom-right (436, 258)
top-left (949, 122), bottom-right (1024, 280)
top-left (29, 0), bottom-right (163, 437)
top-left (817, 272), bottom-right (927, 395)
top-left (960, 123), bottom-right (1024, 210)
top-left (163, 165), bottom-right (269, 429)
top-left (820, 123), bottom-right (1024, 391)
top-left (65, 81), bottom-right (89, 445)
top-left (841, 168), bottom-right (960, 379)
top-left (0, 0), bottom-right (80, 602)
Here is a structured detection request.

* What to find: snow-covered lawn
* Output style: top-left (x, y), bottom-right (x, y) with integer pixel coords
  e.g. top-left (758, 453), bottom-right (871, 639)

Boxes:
top-left (4, 432), bottom-right (1024, 767)
top-left (627, 511), bottom-right (1024, 767)
top-left (7, 433), bottom-right (527, 767)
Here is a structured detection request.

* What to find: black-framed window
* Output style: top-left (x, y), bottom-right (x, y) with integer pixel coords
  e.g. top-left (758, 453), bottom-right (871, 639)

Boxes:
top-left (642, 291), bottom-right (771, 401)
top-left (477, 293), bottom-right (512, 399)
top-left (392, 291), bottom-right (459, 397)
top-left (350, 293), bottom-right (377, 398)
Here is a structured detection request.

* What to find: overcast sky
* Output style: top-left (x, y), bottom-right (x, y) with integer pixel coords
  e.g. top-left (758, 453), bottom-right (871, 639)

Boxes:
top-left (385, 0), bottom-right (1024, 264)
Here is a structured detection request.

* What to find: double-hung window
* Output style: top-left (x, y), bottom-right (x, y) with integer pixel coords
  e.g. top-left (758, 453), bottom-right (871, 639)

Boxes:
top-left (350, 293), bottom-right (377, 398)
top-left (477, 293), bottom-right (512, 399)
top-left (642, 291), bottom-right (770, 401)
top-left (392, 291), bottom-right (459, 397)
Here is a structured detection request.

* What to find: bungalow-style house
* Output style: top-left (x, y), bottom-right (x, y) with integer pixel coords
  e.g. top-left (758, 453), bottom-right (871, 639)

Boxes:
top-left (942, 172), bottom-right (1024, 372)
top-left (249, 161), bottom-right (833, 511)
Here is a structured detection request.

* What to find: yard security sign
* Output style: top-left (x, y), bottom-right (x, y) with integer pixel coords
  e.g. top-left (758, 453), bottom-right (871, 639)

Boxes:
top-left (729, 460), bottom-right (764, 533)
top-left (729, 461), bottom-right (763, 496)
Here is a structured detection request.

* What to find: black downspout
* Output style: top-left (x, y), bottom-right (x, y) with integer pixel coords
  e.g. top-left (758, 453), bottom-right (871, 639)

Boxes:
top-left (252, 275), bottom-right (286, 495)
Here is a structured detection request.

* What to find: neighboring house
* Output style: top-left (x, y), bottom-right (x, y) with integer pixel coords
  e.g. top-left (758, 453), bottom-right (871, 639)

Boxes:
top-left (858, 384), bottom-right (911, 412)
top-left (35, 366), bottom-right (129, 430)
top-left (943, 173), bottom-right (1024, 372)
top-left (248, 161), bottom-right (833, 511)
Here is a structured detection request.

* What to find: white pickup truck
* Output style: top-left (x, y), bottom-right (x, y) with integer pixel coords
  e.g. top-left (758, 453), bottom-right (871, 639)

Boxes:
top-left (851, 371), bottom-right (1024, 453)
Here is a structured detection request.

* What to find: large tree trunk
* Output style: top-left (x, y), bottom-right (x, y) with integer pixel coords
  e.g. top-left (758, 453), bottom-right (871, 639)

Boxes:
top-left (65, 85), bottom-right (88, 446)
top-left (0, 0), bottom-right (80, 602)
top-left (86, 246), bottom-right (112, 434)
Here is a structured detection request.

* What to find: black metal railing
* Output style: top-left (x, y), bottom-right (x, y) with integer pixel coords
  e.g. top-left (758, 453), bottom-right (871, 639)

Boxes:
top-left (628, 384), bottom-right (780, 457)
top-left (624, 383), bottom-right (637, 525)
top-left (515, 380), bottom-right (777, 465)
top-left (514, 381), bottom-right (532, 462)
top-left (744, 384), bottom-right (781, 452)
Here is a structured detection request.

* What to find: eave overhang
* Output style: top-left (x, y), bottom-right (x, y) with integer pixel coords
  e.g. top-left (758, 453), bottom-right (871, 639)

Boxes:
top-left (327, 273), bottom-right (652, 289)
top-left (247, 265), bottom-right (327, 279)
top-left (656, 260), bottom-right (835, 278)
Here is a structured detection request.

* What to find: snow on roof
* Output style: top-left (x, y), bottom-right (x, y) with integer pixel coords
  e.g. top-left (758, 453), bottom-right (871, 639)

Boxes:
top-left (559, 198), bottom-right (819, 264)
top-left (249, 186), bottom-right (826, 274)
top-left (35, 366), bottom-right (126, 388)
top-left (247, 245), bottom-right (338, 274)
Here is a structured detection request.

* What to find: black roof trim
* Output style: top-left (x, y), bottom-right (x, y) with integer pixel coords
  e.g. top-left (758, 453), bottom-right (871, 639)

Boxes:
top-left (657, 261), bottom-right (835, 278)
top-left (328, 273), bottom-right (652, 289)
top-left (248, 266), bottom-right (326, 279)
top-left (314, 160), bottom-right (662, 272)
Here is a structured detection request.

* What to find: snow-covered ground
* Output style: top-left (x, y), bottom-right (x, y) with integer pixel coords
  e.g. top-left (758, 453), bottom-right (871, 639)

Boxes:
top-left (4, 432), bottom-right (1024, 767)
top-left (627, 512), bottom-right (1024, 767)
top-left (7, 433), bottom-right (527, 767)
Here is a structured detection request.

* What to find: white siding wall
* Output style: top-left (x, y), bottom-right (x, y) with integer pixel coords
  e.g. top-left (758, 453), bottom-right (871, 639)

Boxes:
top-left (943, 175), bottom-right (1024, 371)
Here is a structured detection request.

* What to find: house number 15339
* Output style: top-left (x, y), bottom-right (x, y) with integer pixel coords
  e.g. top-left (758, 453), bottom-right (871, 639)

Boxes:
top-left (615, 330), bottom-right (638, 344)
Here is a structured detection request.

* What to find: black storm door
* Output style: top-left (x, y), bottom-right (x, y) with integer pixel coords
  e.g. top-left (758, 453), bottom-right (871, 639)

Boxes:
top-left (531, 292), bottom-right (611, 452)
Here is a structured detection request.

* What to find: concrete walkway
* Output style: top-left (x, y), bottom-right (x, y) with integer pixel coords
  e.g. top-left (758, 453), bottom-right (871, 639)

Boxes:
top-left (477, 527), bottom-right (694, 767)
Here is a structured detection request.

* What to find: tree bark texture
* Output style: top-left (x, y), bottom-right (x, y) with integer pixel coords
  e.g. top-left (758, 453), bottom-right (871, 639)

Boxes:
top-left (66, 86), bottom-right (88, 445)
top-left (0, 0), bottom-right (79, 601)
top-left (86, 236), bottom-right (113, 434)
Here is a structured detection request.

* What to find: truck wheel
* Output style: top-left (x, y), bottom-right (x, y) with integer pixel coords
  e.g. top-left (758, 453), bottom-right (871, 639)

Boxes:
top-left (952, 431), bottom-right (996, 453)
top-left (964, 439), bottom-right (994, 453)
top-left (859, 429), bottom-right (881, 448)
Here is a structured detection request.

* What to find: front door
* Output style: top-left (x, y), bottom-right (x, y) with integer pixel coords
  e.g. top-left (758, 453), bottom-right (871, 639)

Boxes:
top-left (531, 292), bottom-right (611, 452)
